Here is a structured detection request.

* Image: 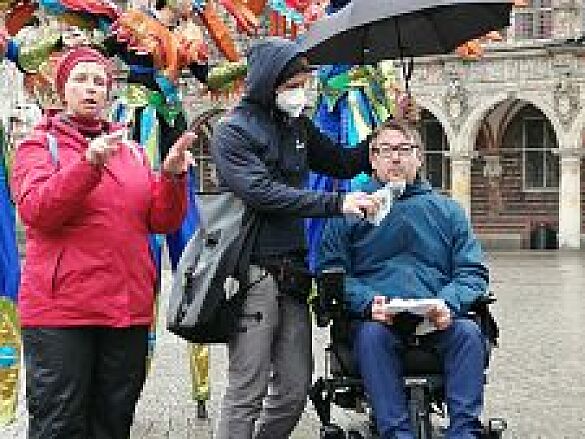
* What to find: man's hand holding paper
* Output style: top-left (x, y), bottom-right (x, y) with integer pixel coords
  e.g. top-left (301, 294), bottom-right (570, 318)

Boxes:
top-left (427, 303), bottom-right (452, 330)
top-left (371, 296), bottom-right (451, 334)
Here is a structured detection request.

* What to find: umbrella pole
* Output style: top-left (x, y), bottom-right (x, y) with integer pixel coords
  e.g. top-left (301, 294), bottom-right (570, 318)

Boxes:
top-left (393, 17), bottom-right (419, 123)
top-left (402, 57), bottom-right (414, 97)
top-left (394, 16), bottom-right (412, 95)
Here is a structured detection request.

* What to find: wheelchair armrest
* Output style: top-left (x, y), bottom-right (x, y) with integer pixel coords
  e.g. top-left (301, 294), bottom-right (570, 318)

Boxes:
top-left (469, 293), bottom-right (496, 309)
top-left (466, 293), bottom-right (500, 348)
top-left (466, 293), bottom-right (497, 316)
top-left (313, 267), bottom-right (346, 327)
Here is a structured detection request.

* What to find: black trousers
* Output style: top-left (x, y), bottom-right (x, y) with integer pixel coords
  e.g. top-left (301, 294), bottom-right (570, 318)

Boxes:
top-left (22, 326), bottom-right (149, 439)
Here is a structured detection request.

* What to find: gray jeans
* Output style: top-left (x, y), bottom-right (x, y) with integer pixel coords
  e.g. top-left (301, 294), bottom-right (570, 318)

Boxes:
top-left (216, 266), bottom-right (312, 439)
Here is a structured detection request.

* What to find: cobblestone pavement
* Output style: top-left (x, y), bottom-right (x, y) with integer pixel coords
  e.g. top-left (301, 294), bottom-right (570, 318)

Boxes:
top-left (2, 251), bottom-right (585, 438)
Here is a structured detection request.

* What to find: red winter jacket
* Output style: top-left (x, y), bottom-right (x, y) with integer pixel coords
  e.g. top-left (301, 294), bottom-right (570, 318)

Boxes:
top-left (11, 115), bottom-right (187, 328)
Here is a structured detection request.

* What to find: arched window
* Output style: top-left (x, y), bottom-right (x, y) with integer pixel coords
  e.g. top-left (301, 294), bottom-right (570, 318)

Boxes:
top-left (522, 115), bottom-right (558, 190)
top-left (513, 0), bottom-right (552, 40)
top-left (500, 104), bottom-right (559, 192)
top-left (420, 111), bottom-right (451, 191)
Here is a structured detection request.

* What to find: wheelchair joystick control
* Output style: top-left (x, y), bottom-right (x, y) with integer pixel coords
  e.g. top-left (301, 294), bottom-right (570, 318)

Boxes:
top-left (315, 268), bottom-right (346, 328)
top-left (488, 417), bottom-right (508, 434)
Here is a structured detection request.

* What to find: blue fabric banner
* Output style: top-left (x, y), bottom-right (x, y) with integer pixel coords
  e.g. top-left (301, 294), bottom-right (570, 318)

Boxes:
top-left (0, 127), bottom-right (20, 303)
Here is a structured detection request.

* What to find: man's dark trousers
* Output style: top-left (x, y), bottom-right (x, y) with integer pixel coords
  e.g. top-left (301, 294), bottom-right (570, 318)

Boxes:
top-left (354, 319), bottom-right (485, 439)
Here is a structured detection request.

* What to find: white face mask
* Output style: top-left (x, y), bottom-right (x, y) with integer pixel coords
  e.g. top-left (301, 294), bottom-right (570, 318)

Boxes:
top-left (275, 87), bottom-right (307, 118)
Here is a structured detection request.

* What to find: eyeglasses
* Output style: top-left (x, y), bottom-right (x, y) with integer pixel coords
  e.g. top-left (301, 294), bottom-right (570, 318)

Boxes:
top-left (371, 143), bottom-right (418, 157)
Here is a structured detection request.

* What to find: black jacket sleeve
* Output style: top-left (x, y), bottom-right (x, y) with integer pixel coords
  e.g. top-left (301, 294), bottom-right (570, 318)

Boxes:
top-left (211, 122), bottom-right (344, 217)
top-left (299, 116), bottom-right (373, 178)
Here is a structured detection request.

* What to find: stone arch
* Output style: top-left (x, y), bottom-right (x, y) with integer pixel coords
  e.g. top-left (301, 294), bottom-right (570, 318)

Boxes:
top-left (465, 94), bottom-right (563, 249)
top-left (412, 97), bottom-right (456, 149)
top-left (458, 92), bottom-right (564, 153)
top-left (494, 100), bottom-right (527, 148)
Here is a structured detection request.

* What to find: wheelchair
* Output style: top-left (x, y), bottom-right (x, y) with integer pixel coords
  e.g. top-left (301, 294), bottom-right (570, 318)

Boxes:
top-left (309, 268), bottom-right (507, 439)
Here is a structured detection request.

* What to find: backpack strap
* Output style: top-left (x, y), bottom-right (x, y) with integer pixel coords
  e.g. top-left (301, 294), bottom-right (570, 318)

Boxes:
top-left (46, 132), bottom-right (59, 168)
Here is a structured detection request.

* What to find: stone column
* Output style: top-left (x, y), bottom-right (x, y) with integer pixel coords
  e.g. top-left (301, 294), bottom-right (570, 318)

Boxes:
top-left (449, 151), bottom-right (476, 216)
top-left (558, 149), bottom-right (582, 249)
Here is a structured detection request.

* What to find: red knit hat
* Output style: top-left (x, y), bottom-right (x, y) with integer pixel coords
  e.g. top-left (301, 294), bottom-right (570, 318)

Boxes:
top-left (55, 46), bottom-right (113, 98)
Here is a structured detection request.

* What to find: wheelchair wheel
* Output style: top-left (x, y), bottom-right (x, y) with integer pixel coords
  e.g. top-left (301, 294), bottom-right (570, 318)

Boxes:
top-left (320, 424), bottom-right (346, 439)
top-left (408, 385), bottom-right (433, 439)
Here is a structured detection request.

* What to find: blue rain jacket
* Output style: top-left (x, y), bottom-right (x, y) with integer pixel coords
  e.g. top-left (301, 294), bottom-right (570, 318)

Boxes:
top-left (318, 178), bottom-right (489, 315)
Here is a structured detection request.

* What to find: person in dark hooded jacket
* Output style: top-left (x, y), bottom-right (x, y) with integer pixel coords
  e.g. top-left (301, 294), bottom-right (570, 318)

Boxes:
top-left (210, 37), bottom-right (379, 438)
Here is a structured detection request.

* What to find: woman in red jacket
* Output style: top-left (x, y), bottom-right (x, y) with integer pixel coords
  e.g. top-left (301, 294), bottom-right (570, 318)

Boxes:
top-left (11, 46), bottom-right (195, 439)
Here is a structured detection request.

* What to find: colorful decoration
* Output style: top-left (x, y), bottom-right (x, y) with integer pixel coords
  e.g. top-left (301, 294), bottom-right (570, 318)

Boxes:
top-left (199, 1), bottom-right (240, 61)
top-left (58, 0), bottom-right (119, 20)
top-left (3, 0), bottom-right (333, 79)
top-left (268, 0), bottom-right (300, 38)
top-left (0, 122), bottom-right (21, 427)
top-left (111, 77), bottom-right (209, 372)
top-left (13, 32), bottom-right (61, 74)
top-left (5, 0), bottom-right (38, 36)
top-left (175, 19), bottom-right (208, 67)
top-left (205, 60), bottom-right (247, 94)
top-left (0, 299), bottom-right (20, 426)
top-left (0, 0), bottom-right (15, 10)
top-left (5, 31), bottom-right (63, 111)
top-left (113, 10), bottom-right (182, 80)
top-left (39, 0), bottom-right (120, 30)
top-left (244, 0), bottom-right (266, 16)
top-left (305, 62), bottom-right (397, 272)
top-left (190, 343), bottom-right (209, 401)
top-left (218, 0), bottom-right (259, 36)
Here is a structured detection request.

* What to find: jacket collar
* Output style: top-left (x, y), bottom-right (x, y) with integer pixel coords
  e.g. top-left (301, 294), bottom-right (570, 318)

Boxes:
top-left (44, 114), bottom-right (119, 152)
top-left (357, 176), bottom-right (432, 199)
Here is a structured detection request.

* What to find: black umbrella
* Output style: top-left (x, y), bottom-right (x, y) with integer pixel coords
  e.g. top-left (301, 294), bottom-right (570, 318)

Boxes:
top-left (300, 0), bottom-right (513, 65)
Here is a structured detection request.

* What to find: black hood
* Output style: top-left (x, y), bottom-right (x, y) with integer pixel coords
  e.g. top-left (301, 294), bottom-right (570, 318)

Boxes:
top-left (243, 37), bottom-right (303, 108)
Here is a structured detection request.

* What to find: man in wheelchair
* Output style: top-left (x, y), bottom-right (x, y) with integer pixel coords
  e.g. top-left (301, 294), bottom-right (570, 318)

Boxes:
top-left (316, 119), bottom-right (494, 439)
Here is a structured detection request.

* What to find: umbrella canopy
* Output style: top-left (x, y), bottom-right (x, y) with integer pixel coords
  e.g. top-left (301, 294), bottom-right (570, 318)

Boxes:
top-left (300, 0), bottom-right (513, 65)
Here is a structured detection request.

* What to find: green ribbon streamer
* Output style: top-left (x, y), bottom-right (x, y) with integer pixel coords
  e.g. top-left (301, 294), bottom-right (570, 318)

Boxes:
top-left (120, 85), bottom-right (184, 127)
top-left (17, 33), bottom-right (62, 74)
top-left (147, 91), bottom-right (184, 126)
top-left (318, 65), bottom-right (394, 123)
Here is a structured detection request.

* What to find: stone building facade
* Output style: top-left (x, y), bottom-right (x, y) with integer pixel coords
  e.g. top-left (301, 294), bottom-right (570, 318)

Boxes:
top-left (410, 0), bottom-right (585, 249)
